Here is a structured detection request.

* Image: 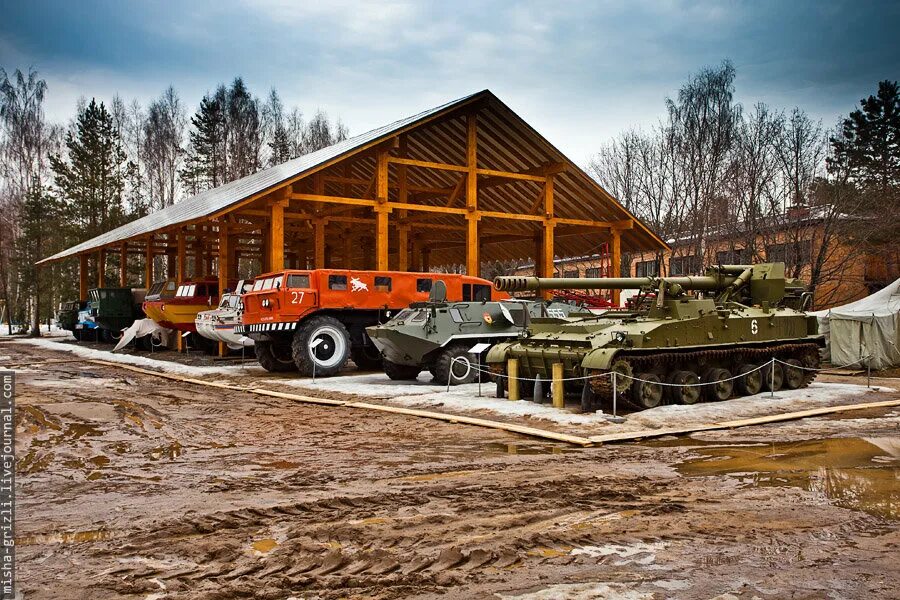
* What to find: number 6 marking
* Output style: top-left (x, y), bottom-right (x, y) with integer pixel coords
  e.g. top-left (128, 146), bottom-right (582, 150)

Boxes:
top-left (291, 291), bottom-right (305, 304)
top-left (750, 319), bottom-right (758, 335)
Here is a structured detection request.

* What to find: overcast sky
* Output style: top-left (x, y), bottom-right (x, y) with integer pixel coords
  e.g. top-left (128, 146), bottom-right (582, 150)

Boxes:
top-left (1, 0), bottom-right (897, 164)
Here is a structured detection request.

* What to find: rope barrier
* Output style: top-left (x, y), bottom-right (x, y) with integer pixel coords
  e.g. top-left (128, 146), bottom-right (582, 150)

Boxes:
top-left (447, 352), bottom-right (878, 390)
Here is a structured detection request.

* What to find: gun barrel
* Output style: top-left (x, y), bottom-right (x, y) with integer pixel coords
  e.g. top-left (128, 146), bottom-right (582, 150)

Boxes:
top-left (494, 275), bottom-right (737, 292)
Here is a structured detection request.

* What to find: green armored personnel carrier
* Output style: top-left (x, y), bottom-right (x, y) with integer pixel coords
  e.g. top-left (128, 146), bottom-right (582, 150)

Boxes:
top-left (88, 287), bottom-right (146, 341)
top-left (487, 263), bottom-right (823, 411)
top-left (366, 281), bottom-right (584, 385)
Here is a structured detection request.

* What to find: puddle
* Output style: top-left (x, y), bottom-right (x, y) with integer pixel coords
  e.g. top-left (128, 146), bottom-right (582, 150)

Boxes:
top-left (251, 538), bottom-right (278, 554)
top-left (18, 529), bottom-right (112, 545)
top-left (677, 437), bottom-right (900, 520)
top-left (485, 442), bottom-right (575, 455)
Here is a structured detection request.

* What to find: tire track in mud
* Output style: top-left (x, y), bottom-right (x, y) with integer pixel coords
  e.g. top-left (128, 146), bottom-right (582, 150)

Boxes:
top-left (93, 474), bottom-right (685, 598)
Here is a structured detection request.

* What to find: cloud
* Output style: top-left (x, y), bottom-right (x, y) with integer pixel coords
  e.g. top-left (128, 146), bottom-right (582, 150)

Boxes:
top-left (1, 0), bottom-right (897, 163)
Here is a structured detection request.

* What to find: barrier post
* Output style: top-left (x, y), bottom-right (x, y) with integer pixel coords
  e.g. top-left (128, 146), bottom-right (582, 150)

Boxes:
top-left (612, 371), bottom-right (617, 417)
top-left (770, 358), bottom-right (775, 398)
top-left (552, 362), bottom-right (564, 408)
top-left (508, 358), bottom-right (520, 401)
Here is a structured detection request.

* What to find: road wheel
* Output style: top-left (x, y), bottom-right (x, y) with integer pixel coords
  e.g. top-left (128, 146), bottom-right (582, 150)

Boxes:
top-left (351, 343), bottom-right (383, 371)
top-left (292, 316), bottom-right (351, 377)
top-left (496, 375), bottom-right (506, 399)
top-left (633, 372), bottom-right (663, 409)
top-left (383, 360), bottom-right (422, 381)
top-left (702, 368), bottom-right (733, 402)
top-left (255, 340), bottom-right (297, 372)
top-left (783, 359), bottom-right (804, 389)
top-left (667, 370), bottom-right (701, 405)
top-left (762, 361), bottom-right (783, 392)
top-left (433, 345), bottom-right (477, 385)
top-left (736, 363), bottom-right (762, 396)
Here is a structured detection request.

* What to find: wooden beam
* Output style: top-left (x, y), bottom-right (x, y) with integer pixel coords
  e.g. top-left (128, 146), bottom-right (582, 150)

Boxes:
top-left (387, 156), bottom-right (468, 173)
top-left (119, 243), bottom-right (128, 287)
top-left (79, 255), bottom-right (89, 301)
top-left (476, 167), bottom-right (545, 182)
top-left (176, 230), bottom-right (186, 284)
top-left (292, 193), bottom-right (377, 208)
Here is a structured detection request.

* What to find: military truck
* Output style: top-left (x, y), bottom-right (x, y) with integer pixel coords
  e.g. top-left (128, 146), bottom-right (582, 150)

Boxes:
top-left (57, 300), bottom-right (102, 341)
top-left (367, 281), bottom-right (584, 384)
top-left (487, 263), bottom-right (823, 411)
top-left (88, 287), bottom-right (146, 340)
top-left (238, 269), bottom-right (508, 376)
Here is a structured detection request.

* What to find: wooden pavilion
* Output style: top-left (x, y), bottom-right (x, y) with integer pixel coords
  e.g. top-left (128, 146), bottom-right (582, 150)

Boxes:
top-left (39, 90), bottom-right (667, 314)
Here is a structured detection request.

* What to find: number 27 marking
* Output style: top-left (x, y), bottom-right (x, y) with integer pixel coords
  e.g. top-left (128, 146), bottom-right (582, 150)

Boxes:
top-left (291, 291), bottom-right (305, 304)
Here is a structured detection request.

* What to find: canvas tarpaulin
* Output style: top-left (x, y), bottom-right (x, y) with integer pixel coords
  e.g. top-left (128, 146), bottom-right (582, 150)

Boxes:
top-left (814, 278), bottom-right (900, 370)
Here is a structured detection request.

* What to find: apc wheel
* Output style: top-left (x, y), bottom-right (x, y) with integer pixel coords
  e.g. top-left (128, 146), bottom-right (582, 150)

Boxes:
top-left (702, 368), bottom-right (733, 402)
top-left (351, 343), bottom-right (383, 371)
top-left (667, 370), bottom-right (701, 405)
top-left (632, 373), bottom-right (663, 409)
top-left (255, 340), bottom-right (297, 372)
top-left (782, 359), bottom-right (804, 389)
top-left (736, 363), bottom-right (762, 396)
top-left (496, 375), bottom-right (506, 399)
top-left (432, 345), bottom-right (477, 385)
top-left (383, 360), bottom-right (422, 381)
top-left (762, 362), bottom-right (783, 392)
top-left (293, 316), bottom-right (351, 377)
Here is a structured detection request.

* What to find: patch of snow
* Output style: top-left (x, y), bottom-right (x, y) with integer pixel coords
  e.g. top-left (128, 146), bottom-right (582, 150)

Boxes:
top-left (570, 541), bottom-right (667, 565)
top-left (10, 338), bottom-right (250, 378)
top-left (497, 582), bottom-right (655, 600)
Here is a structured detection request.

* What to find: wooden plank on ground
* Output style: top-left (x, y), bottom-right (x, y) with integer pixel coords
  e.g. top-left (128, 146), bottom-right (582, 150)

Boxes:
top-left (587, 399), bottom-right (900, 444)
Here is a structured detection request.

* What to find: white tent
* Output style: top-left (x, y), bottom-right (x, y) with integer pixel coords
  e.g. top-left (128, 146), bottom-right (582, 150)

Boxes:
top-left (814, 278), bottom-right (900, 370)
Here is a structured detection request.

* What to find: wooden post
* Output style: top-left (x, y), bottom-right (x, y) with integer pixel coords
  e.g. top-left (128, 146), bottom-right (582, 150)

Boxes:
top-left (611, 229), bottom-right (622, 307)
top-left (119, 243), bottom-right (128, 287)
top-left (269, 198), bottom-right (286, 272)
top-left (144, 237), bottom-right (153, 288)
top-left (97, 250), bottom-right (106, 288)
top-left (176, 230), bottom-right (186, 283)
top-left (508, 358), bottom-right (520, 401)
top-left (541, 176), bottom-right (555, 300)
top-left (343, 227), bottom-right (353, 269)
top-left (398, 136), bottom-right (409, 271)
top-left (411, 235), bottom-right (422, 272)
top-left (79, 254), bottom-right (89, 301)
top-left (176, 229), bottom-right (186, 352)
top-left (552, 362), bottom-right (564, 408)
top-left (314, 219), bottom-right (326, 269)
top-left (218, 222), bottom-right (229, 358)
top-left (375, 147), bottom-right (390, 270)
top-left (465, 113), bottom-right (479, 276)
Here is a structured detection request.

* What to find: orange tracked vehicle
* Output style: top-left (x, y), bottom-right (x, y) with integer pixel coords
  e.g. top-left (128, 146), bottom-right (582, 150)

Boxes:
top-left (237, 269), bottom-right (508, 376)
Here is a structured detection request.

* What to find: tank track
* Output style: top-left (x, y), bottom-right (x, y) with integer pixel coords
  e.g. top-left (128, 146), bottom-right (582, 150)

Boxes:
top-left (589, 342), bottom-right (821, 403)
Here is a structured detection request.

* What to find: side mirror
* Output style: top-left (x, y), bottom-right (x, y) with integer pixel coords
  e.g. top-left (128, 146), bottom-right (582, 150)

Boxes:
top-left (276, 281), bottom-right (281, 290)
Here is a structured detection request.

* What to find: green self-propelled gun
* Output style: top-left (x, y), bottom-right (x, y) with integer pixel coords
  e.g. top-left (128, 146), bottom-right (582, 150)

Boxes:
top-left (486, 263), bottom-right (823, 410)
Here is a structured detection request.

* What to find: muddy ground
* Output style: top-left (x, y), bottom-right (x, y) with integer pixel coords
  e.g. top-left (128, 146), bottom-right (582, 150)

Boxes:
top-left (7, 340), bottom-right (900, 599)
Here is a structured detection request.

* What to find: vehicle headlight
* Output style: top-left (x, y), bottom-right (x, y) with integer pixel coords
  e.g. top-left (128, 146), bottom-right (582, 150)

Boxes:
top-left (614, 331), bottom-right (627, 344)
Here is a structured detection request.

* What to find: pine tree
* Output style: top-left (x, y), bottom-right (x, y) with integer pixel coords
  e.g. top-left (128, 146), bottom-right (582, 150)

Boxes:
top-left (50, 98), bottom-right (132, 243)
top-left (829, 80), bottom-right (900, 244)
top-left (181, 86), bottom-right (228, 193)
top-left (17, 180), bottom-right (59, 335)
